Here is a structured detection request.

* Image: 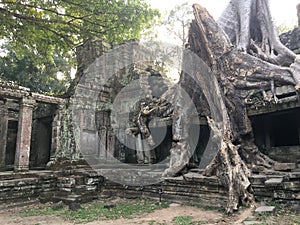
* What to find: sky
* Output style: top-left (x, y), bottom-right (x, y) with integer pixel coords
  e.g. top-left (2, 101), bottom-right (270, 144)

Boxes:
top-left (147, 0), bottom-right (299, 26)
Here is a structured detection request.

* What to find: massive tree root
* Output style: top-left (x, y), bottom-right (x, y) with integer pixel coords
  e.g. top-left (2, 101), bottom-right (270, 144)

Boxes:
top-left (218, 0), bottom-right (296, 67)
top-left (127, 2), bottom-right (299, 214)
top-left (185, 4), bottom-right (299, 213)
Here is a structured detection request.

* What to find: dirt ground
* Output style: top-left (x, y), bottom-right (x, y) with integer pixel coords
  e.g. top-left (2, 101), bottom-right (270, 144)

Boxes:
top-left (0, 201), bottom-right (298, 225)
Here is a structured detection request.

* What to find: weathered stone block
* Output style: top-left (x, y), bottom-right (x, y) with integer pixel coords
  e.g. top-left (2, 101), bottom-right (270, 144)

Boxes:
top-left (288, 172), bottom-right (300, 179)
top-left (273, 190), bottom-right (299, 200)
top-left (265, 178), bottom-right (283, 186)
top-left (283, 181), bottom-right (300, 191)
top-left (255, 206), bottom-right (276, 214)
top-left (243, 221), bottom-right (261, 225)
top-left (274, 162), bottom-right (296, 171)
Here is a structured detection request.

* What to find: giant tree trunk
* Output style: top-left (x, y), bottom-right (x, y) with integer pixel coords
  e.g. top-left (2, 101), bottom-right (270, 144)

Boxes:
top-left (128, 2), bottom-right (300, 214)
top-left (182, 4), bottom-right (299, 213)
top-left (218, 0), bottom-right (296, 66)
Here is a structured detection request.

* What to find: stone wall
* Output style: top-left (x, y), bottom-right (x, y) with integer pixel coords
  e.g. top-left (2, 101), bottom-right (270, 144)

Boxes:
top-left (53, 39), bottom-right (161, 166)
top-left (0, 172), bottom-right (56, 204)
top-left (0, 81), bottom-right (64, 172)
top-left (0, 168), bottom-right (299, 209)
top-left (102, 172), bottom-right (228, 208)
top-left (280, 28), bottom-right (300, 54)
top-left (0, 169), bottom-right (104, 207)
top-left (251, 172), bottom-right (300, 204)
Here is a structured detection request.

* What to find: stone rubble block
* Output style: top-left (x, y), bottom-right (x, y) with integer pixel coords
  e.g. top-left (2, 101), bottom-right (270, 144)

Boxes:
top-left (243, 221), bottom-right (261, 225)
top-left (265, 178), bottom-right (283, 186)
top-left (274, 162), bottom-right (296, 171)
top-left (283, 181), bottom-right (300, 191)
top-left (274, 190), bottom-right (299, 200)
top-left (255, 206), bottom-right (276, 215)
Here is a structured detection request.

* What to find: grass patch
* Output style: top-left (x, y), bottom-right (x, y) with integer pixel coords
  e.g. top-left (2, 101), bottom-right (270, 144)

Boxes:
top-left (173, 216), bottom-right (194, 225)
top-left (173, 216), bottom-right (206, 225)
top-left (148, 221), bottom-right (167, 225)
top-left (20, 199), bottom-right (169, 223)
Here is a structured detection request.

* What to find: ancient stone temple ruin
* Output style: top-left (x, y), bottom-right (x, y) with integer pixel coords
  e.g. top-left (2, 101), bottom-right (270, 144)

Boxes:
top-left (0, 84), bottom-right (62, 172)
top-left (0, 2), bottom-right (299, 212)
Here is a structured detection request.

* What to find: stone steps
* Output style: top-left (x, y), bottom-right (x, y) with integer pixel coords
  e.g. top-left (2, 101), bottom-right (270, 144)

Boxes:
top-left (101, 171), bottom-right (300, 209)
top-left (0, 169), bottom-right (298, 210)
top-left (101, 172), bottom-right (228, 208)
top-left (251, 172), bottom-right (300, 203)
top-left (0, 172), bottom-right (56, 205)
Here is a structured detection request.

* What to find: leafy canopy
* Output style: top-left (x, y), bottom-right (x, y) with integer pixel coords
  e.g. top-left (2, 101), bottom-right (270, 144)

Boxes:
top-left (0, 43), bottom-right (73, 94)
top-left (0, 0), bottom-right (160, 94)
top-left (0, 0), bottom-right (159, 61)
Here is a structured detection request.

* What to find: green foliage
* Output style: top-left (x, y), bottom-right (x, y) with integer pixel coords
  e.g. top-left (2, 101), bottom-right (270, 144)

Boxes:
top-left (20, 199), bottom-right (169, 223)
top-left (0, 44), bottom-right (72, 94)
top-left (277, 23), bottom-right (297, 34)
top-left (173, 216), bottom-right (206, 225)
top-left (0, 0), bottom-right (160, 61)
top-left (0, 0), bottom-right (159, 93)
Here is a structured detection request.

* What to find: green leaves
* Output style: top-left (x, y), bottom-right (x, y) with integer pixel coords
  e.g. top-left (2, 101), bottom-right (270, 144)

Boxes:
top-left (0, 0), bottom-right (159, 59)
top-left (0, 43), bottom-right (73, 95)
top-left (0, 0), bottom-right (160, 94)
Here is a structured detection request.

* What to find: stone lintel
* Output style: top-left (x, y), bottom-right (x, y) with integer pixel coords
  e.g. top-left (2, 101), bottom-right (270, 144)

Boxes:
top-left (14, 98), bottom-right (36, 172)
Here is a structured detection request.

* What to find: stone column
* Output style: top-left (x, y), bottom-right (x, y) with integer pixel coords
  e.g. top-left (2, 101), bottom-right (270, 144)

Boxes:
top-left (50, 104), bottom-right (63, 162)
top-left (107, 129), bottom-right (115, 160)
top-left (0, 100), bottom-right (8, 171)
top-left (136, 134), bottom-right (144, 164)
top-left (14, 98), bottom-right (35, 172)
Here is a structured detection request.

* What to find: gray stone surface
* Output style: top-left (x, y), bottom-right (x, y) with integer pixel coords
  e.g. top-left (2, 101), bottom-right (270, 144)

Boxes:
top-left (280, 28), bottom-right (300, 54)
top-left (0, 101), bottom-right (8, 171)
top-left (265, 178), bottom-right (283, 186)
top-left (14, 98), bottom-right (35, 172)
top-left (243, 221), bottom-right (261, 225)
top-left (274, 162), bottom-right (296, 171)
top-left (255, 206), bottom-right (276, 214)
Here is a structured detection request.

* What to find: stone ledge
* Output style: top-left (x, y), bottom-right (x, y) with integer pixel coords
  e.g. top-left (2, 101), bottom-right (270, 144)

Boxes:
top-left (265, 178), bottom-right (283, 186)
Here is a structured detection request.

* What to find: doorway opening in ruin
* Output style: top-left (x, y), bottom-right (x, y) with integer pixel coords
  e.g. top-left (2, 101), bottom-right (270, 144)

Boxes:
top-left (251, 108), bottom-right (300, 163)
top-left (112, 122), bottom-right (210, 167)
top-left (113, 126), bottom-right (173, 164)
top-left (30, 117), bottom-right (52, 170)
top-left (5, 120), bottom-right (18, 170)
top-left (3, 103), bottom-right (55, 171)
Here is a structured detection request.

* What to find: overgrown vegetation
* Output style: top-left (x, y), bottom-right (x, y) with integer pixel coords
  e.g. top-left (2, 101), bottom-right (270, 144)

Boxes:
top-left (277, 23), bottom-right (297, 34)
top-left (0, 0), bottom-right (160, 94)
top-left (20, 199), bottom-right (169, 223)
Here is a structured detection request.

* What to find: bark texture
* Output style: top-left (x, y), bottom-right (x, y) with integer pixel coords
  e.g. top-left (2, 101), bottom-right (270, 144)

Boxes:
top-left (218, 0), bottom-right (296, 67)
top-left (185, 4), bottom-right (299, 213)
top-left (127, 1), bottom-right (300, 214)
